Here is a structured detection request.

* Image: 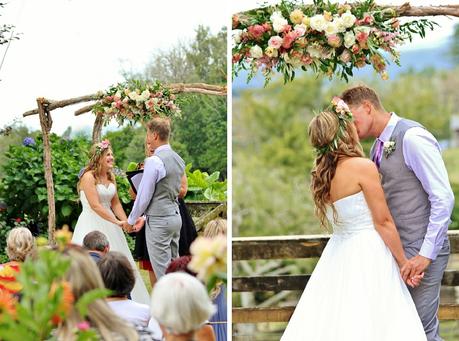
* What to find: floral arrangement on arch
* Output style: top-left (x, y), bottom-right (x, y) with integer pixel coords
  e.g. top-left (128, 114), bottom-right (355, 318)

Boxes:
top-left (92, 80), bottom-right (181, 126)
top-left (232, 0), bottom-right (437, 85)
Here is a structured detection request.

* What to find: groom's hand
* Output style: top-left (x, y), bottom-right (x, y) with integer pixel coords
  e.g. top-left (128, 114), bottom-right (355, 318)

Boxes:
top-left (401, 255), bottom-right (431, 282)
top-left (133, 216), bottom-right (145, 232)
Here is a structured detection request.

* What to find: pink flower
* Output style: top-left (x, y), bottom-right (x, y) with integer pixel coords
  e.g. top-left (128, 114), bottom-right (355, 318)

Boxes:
top-left (268, 36), bottom-right (283, 49)
top-left (301, 54), bottom-right (313, 65)
top-left (77, 321), bottom-right (91, 331)
top-left (356, 31), bottom-right (369, 44)
top-left (262, 22), bottom-right (272, 32)
top-left (282, 31), bottom-right (297, 49)
top-left (293, 25), bottom-right (306, 37)
top-left (351, 44), bottom-right (360, 53)
top-left (248, 25), bottom-right (265, 40)
top-left (327, 34), bottom-right (342, 48)
top-left (232, 53), bottom-right (242, 63)
top-left (340, 49), bottom-right (352, 63)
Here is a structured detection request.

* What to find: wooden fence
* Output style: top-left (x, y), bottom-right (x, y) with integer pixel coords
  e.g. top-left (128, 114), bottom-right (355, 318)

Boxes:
top-left (232, 230), bottom-right (459, 323)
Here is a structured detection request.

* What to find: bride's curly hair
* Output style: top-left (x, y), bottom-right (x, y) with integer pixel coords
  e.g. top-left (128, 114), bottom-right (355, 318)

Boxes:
top-left (77, 141), bottom-right (115, 192)
top-left (308, 110), bottom-right (364, 230)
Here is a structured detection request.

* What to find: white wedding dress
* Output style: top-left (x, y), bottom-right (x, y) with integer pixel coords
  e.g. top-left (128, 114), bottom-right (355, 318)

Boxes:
top-left (281, 191), bottom-right (427, 341)
top-left (71, 183), bottom-right (150, 305)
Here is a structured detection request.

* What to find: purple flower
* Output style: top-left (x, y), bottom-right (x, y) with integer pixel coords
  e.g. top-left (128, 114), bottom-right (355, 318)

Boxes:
top-left (23, 137), bottom-right (35, 146)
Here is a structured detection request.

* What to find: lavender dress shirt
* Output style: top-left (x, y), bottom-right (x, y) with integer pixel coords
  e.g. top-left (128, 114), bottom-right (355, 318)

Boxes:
top-left (127, 144), bottom-right (169, 225)
top-left (374, 113), bottom-right (454, 260)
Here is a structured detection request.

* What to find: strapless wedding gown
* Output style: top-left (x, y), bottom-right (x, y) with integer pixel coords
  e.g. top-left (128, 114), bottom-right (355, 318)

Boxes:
top-left (281, 191), bottom-right (426, 341)
top-left (72, 183), bottom-right (150, 305)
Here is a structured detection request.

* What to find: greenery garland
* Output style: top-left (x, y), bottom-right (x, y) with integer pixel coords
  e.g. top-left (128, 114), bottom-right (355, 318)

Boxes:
top-left (232, 0), bottom-right (437, 85)
top-left (92, 80), bottom-right (181, 126)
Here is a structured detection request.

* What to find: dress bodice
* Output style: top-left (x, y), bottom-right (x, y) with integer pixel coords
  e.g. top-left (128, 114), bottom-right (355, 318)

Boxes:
top-left (79, 183), bottom-right (115, 210)
top-left (326, 191), bottom-right (375, 235)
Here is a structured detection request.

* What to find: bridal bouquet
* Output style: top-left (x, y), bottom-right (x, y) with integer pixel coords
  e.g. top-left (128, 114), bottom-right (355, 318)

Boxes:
top-left (232, 0), bottom-right (437, 85)
top-left (92, 80), bottom-right (181, 126)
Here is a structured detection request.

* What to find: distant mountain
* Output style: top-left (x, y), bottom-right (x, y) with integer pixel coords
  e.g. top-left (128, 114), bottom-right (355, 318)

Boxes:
top-left (232, 37), bottom-right (456, 95)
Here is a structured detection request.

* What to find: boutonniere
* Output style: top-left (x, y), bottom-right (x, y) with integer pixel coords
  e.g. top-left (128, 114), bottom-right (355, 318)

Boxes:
top-left (383, 140), bottom-right (396, 158)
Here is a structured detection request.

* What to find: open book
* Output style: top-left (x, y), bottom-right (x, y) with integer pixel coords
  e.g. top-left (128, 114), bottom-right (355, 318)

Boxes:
top-left (126, 169), bottom-right (144, 194)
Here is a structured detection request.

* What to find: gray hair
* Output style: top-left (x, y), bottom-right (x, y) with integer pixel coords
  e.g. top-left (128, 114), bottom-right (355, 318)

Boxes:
top-left (83, 231), bottom-right (109, 252)
top-left (151, 272), bottom-right (216, 334)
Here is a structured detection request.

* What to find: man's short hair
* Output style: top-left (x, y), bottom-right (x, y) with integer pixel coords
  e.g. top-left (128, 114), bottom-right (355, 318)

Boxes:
top-left (82, 231), bottom-right (109, 252)
top-left (147, 116), bottom-right (171, 141)
top-left (98, 251), bottom-right (135, 297)
top-left (341, 85), bottom-right (384, 110)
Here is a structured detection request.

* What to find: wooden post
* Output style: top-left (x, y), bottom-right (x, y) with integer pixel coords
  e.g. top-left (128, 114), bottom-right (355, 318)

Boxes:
top-left (92, 113), bottom-right (104, 144)
top-left (36, 98), bottom-right (56, 245)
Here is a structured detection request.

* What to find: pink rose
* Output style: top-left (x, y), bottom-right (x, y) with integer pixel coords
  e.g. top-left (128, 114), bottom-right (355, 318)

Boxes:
top-left (294, 25), bottom-right (306, 37)
top-left (232, 53), bottom-right (242, 63)
top-left (115, 101), bottom-right (122, 109)
top-left (77, 321), bottom-right (91, 331)
top-left (327, 34), bottom-right (342, 48)
top-left (356, 31), bottom-right (369, 44)
top-left (351, 44), bottom-right (360, 53)
top-left (282, 31), bottom-right (297, 49)
top-left (262, 23), bottom-right (272, 32)
top-left (301, 54), bottom-right (313, 65)
top-left (248, 25), bottom-right (265, 40)
top-left (268, 36), bottom-right (283, 49)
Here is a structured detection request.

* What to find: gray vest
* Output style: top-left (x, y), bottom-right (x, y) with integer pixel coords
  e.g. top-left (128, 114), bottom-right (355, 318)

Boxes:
top-left (145, 147), bottom-right (185, 217)
top-left (371, 119), bottom-right (430, 248)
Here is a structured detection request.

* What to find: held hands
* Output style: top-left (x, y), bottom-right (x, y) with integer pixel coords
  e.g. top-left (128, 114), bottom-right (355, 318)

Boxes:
top-left (117, 217), bottom-right (145, 233)
top-left (400, 255), bottom-right (431, 288)
top-left (132, 216), bottom-right (145, 232)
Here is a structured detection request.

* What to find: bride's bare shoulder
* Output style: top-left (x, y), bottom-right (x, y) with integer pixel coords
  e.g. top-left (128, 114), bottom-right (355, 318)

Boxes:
top-left (340, 157), bottom-right (377, 172)
top-left (80, 171), bottom-right (96, 186)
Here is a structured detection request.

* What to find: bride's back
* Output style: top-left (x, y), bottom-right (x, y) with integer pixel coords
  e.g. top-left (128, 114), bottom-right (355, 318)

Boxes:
top-left (329, 157), bottom-right (368, 204)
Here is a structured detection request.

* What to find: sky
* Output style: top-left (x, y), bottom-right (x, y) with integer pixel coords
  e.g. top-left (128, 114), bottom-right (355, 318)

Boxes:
top-left (0, 0), bottom-right (227, 134)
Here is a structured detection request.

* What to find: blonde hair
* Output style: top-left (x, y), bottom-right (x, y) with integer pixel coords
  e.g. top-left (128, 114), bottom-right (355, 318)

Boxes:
top-left (6, 227), bottom-right (36, 262)
top-left (147, 117), bottom-right (171, 141)
top-left (57, 247), bottom-right (138, 341)
top-left (308, 111), bottom-right (364, 229)
top-left (203, 218), bottom-right (227, 238)
top-left (77, 143), bottom-right (115, 192)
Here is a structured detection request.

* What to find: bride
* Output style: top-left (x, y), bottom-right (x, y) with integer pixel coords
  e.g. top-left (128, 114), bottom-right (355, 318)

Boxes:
top-left (281, 99), bottom-right (426, 340)
top-left (71, 139), bottom-right (150, 305)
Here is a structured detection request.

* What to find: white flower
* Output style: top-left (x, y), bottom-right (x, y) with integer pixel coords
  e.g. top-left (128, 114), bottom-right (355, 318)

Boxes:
top-left (354, 26), bottom-right (371, 34)
top-left (270, 11), bottom-right (283, 22)
top-left (282, 53), bottom-right (301, 67)
top-left (140, 90), bottom-right (150, 101)
top-left (272, 16), bottom-right (288, 33)
top-left (265, 46), bottom-right (278, 58)
top-left (384, 141), bottom-right (395, 148)
top-left (250, 45), bottom-right (263, 59)
top-left (310, 14), bottom-right (327, 32)
top-left (334, 17), bottom-right (347, 33)
top-left (268, 36), bottom-right (283, 49)
top-left (324, 21), bottom-right (338, 36)
top-left (233, 29), bottom-right (243, 44)
top-left (128, 91), bottom-right (139, 101)
top-left (294, 24), bottom-right (307, 37)
top-left (341, 10), bottom-right (357, 28)
top-left (344, 31), bottom-right (356, 48)
top-left (307, 45), bottom-right (322, 59)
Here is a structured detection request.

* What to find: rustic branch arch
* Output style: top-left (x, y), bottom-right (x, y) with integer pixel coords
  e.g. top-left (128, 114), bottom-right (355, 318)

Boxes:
top-left (22, 82), bottom-right (226, 243)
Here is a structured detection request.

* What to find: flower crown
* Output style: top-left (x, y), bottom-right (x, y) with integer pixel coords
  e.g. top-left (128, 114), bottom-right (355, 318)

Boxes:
top-left (95, 139), bottom-right (110, 156)
top-left (315, 97), bottom-right (354, 156)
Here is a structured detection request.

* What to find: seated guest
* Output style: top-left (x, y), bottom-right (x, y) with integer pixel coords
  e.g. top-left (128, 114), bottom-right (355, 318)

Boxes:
top-left (203, 219), bottom-right (227, 341)
top-left (82, 230), bottom-right (110, 263)
top-left (58, 246), bottom-right (159, 340)
top-left (151, 272), bottom-right (216, 341)
top-left (0, 227), bottom-right (36, 295)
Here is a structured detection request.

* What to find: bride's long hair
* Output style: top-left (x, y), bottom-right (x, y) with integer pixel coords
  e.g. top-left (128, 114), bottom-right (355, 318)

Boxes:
top-left (308, 111), bottom-right (364, 229)
top-left (77, 143), bottom-right (115, 192)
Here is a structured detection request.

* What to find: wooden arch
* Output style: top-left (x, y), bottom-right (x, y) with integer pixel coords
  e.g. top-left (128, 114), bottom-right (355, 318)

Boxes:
top-left (22, 82), bottom-right (226, 243)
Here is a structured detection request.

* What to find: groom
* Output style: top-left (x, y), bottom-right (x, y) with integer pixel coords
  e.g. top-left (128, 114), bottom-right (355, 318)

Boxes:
top-left (341, 85), bottom-right (454, 341)
top-left (125, 117), bottom-right (185, 284)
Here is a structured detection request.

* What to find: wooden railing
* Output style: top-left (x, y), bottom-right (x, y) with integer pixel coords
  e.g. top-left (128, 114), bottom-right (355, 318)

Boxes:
top-left (232, 230), bottom-right (459, 323)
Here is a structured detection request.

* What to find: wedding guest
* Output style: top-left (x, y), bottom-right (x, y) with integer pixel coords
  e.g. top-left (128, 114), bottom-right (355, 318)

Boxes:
top-left (98, 251), bottom-right (162, 340)
top-left (83, 230), bottom-right (110, 263)
top-left (0, 227), bottom-right (36, 295)
top-left (203, 219), bottom-right (227, 341)
top-left (57, 246), bottom-right (159, 340)
top-left (151, 272), bottom-right (216, 341)
top-left (165, 255), bottom-right (196, 276)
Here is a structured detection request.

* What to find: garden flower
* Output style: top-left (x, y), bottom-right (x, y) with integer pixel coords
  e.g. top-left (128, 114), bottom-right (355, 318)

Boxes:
top-left (302, 16), bottom-right (310, 27)
top-left (270, 11), bottom-right (288, 33)
top-left (282, 31), bottom-right (297, 49)
top-left (22, 137), bottom-right (35, 146)
top-left (344, 31), bottom-right (356, 48)
top-left (268, 36), bottom-right (283, 49)
top-left (265, 46), bottom-right (278, 58)
top-left (310, 14), bottom-right (327, 32)
top-left (294, 24), bottom-right (307, 37)
top-left (49, 281), bottom-right (75, 325)
top-left (290, 9), bottom-right (304, 25)
top-left (248, 24), bottom-right (265, 40)
top-left (249, 45), bottom-right (263, 59)
top-left (327, 34), bottom-right (342, 48)
top-left (340, 49), bottom-right (352, 63)
top-left (0, 290), bottom-right (17, 320)
top-left (188, 236), bottom-right (227, 283)
top-left (341, 10), bottom-right (357, 28)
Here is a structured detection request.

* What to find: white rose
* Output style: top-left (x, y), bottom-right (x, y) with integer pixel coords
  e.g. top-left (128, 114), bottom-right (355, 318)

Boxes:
top-left (265, 46), bottom-right (278, 58)
top-left (128, 91), bottom-right (139, 101)
top-left (324, 21), bottom-right (338, 36)
top-left (270, 11), bottom-right (283, 22)
top-left (354, 26), bottom-right (371, 34)
top-left (341, 10), bottom-right (356, 28)
top-left (334, 17), bottom-right (347, 33)
top-left (310, 14), bottom-right (327, 32)
top-left (272, 17), bottom-right (288, 33)
top-left (233, 29), bottom-right (243, 44)
top-left (343, 31), bottom-right (356, 48)
top-left (140, 90), bottom-right (150, 101)
top-left (294, 24), bottom-right (307, 37)
top-left (250, 45), bottom-right (263, 59)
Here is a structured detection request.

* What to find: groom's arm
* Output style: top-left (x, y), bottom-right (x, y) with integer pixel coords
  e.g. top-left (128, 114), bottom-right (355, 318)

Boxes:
top-left (403, 127), bottom-right (455, 261)
top-left (127, 156), bottom-right (166, 225)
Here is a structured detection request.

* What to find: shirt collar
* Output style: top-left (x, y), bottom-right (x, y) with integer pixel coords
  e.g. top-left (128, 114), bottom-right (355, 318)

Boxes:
top-left (155, 144), bottom-right (171, 153)
top-left (378, 112), bottom-right (400, 142)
